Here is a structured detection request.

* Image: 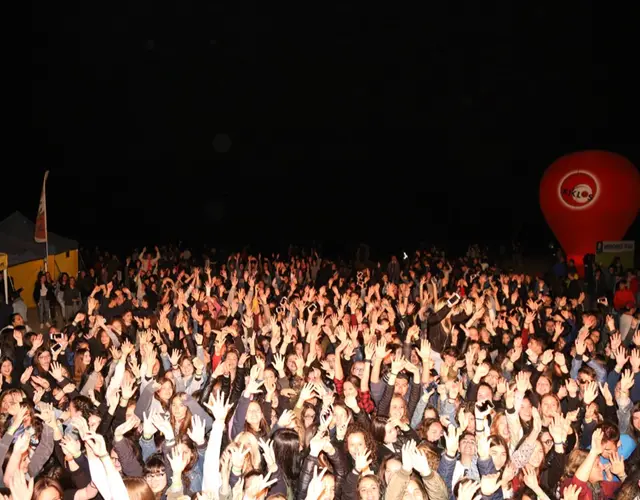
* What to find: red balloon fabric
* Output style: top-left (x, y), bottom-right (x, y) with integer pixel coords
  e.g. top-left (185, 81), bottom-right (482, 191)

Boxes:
top-left (540, 150), bottom-right (640, 271)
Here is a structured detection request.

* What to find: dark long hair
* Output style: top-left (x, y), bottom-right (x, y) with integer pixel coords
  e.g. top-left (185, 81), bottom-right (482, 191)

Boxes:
top-left (629, 402), bottom-right (640, 442)
top-left (272, 428), bottom-right (302, 487)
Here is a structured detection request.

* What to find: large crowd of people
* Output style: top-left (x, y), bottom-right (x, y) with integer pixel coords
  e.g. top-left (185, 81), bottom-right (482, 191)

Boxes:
top-left (0, 245), bottom-right (638, 500)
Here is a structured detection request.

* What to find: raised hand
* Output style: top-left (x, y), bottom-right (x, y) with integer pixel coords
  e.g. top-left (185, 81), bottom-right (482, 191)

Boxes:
top-left (480, 473), bottom-right (501, 496)
top-left (129, 355), bottom-right (141, 380)
top-left (400, 440), bottom-right (416, 472)
top-left (591, 428), bottom-right (604, 455)
top-left (375, 338), bottom-right (391, 361)
top-left (31, 334), bottom-right (44, 351)
top-left (187, 415), bottom-right (206, 446)
top-left (204, 390), bottom-right (233, 422)
top-left (353, 448), bottom-right (372, 474)
top-left (35, 402), bottom-right (57, 428)
top-left (620, 369), bottom-right (635, 393)
top-left (20, 366), bottom-right (33, 385)
top-left (614, 346), bottom-right (629, 371)
top-left (540, 349), bottom-right (554, 365)
top-left (319, 407), bottom-right (333, 431)
top-left (522, 466), bottom-right (540, 491)
top-left (477, 432), bottom-right (491, 459)
top-left (444, 424), bottom-right (460, 457)
top-left (60, 436), bottom-right (81, 459)
top-left (8, 471), bottom-right (34, 500)
top-left (598, 382), bottom-right (614, 405)
top-left (410, 444), bottom-right (431, 477)
top-left (390, 352), bottom-right (407, 375)
top-left (562, 483), bottom-right (582, 500)
top-left (297, 382), bottom-right (317, 405)
top-left (169, 349), bottom-right (182, 367)
top-left (277, 409), bottom-right (295, 429)
top-left (630, 348), bottom-right (640, 372)
top-left (305, 466), bottom-right (328, 500)
top-left (335, 414), bottom-right (351, 441)
top-left (583, 381), bottom-right (599, 405)
top-left (32, 386), bottom-right (45, 406)
top-left (258, 438), bottom-right (277, 472)
top-left (548, 414), bottom-right (567, 445)
top-left (70, 416), bottom-right (90, 440)
top-left (457, 479), bottom-right (481, 500)
top-left (151, 413), bottom-right (175, 442)
top-left (565, 378), bottom-right (579, 397)
top-left (245, 471), bottom-right (278, 499)
top-left (13, 433), bottom-right (31, 454)
top-left (609, 451), bottom-right (625, 478)
top-left (49, 361), bottom-right (65, 382)
top-left (167, 446), bottom-right (188, 476)
top-left (142, 410), bottom-right (158, 439)
top-left (121, 339), bottom-right (134, 357)
top-left (32, 375), bottom-right (50, 391)
top-left (121, 377), bottom-right (136, 401)
top-left (114, 414), bottom-right (141, 442)
top-left (84, 431), bottom-right (108, 458)
top-left (244, 375), bottom-right (264, 397)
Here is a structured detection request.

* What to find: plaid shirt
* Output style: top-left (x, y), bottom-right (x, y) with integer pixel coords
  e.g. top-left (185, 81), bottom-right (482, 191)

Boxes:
top-left (334, 378), bottom-right (375, 414)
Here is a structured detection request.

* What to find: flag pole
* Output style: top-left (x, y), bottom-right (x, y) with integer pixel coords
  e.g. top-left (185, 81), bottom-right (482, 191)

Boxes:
top-left (35, 171), bottom-right (50, 273)
top-left (44, 182), bottom-right (49, 273)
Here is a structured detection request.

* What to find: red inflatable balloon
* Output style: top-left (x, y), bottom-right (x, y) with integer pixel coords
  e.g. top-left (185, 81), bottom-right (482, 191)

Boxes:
top-left (540, 150), bottom-right (640, 273)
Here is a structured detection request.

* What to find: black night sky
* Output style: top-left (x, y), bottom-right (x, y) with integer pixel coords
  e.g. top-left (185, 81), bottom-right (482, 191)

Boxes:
top-left (22, 3), bottom-right (640, 257)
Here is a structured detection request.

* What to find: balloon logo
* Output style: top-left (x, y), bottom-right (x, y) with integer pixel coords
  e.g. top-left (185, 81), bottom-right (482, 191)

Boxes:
top-left (559, 171), bottom-right (599, 208)
top-left (540, 150), bottom-right (640, 274)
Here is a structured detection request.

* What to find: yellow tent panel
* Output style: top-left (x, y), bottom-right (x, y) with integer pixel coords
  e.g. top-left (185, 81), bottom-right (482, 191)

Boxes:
top-left (0, 212), bottom-right (78, 309)
top-left (8, 250), bottom-right (79, 309)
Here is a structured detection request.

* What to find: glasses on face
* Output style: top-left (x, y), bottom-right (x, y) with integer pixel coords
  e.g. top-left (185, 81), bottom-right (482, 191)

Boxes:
top-left (145, 472), bottom-right (166, 480)
top-left (578, 378), bottom-right (591, 384)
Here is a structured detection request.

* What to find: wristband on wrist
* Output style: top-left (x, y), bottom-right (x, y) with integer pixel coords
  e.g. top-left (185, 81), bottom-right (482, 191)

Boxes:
top-left (554, 442), bottom-right (565, 446)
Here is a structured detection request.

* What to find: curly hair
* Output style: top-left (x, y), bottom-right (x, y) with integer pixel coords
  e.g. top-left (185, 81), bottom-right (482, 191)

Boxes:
top-left (345, 422), bottom-right (378, 467)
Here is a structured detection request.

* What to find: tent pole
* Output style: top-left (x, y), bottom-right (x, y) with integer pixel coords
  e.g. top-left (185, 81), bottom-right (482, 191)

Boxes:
top-left (44, 240), bottom-right (49, 273)
top-left (3, 269), bottom-right (7, 305)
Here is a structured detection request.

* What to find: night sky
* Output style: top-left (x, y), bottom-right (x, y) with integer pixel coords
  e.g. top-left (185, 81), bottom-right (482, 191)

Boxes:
top-left (22, 3), bottom-right (640, 257)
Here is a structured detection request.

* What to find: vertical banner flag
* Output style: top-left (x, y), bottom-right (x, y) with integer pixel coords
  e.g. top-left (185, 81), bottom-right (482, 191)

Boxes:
top-left (34, 171), bottom-right (50, 243)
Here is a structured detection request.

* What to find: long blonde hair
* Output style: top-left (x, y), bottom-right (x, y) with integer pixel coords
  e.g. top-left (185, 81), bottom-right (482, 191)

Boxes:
top-left (234, 432), bottom-right (262, 471)
top-left (558, 449), bottom-right (594, 498)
